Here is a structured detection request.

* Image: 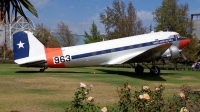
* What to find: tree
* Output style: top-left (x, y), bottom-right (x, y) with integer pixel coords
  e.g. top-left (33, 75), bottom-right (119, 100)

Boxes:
top-left (153, 0), bottom-right (199, 62)
top-left (100, 0), bottom-right (146, 40)
top-left (84, 22), bottom-right (103, 44)
top-left (149, 24), bottom-right (153, 32)
top-left (0, 0), bottom-right (38, 24)
top-left (34, 23), bottom-right (60, 48)
top-left (54, 21), bottom-right (79, 47)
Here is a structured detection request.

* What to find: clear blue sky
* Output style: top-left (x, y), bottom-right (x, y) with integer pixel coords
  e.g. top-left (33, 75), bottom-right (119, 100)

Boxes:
top-left (25, 0), bottom-right (200, 35)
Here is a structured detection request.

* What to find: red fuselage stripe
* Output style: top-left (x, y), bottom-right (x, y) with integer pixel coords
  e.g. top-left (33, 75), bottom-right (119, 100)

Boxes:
top-left (44, 47), bottom-right (65, 68)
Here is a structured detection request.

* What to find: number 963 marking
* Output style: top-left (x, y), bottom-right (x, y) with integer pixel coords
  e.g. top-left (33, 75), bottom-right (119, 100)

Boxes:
top-left (53, 55), bottom-right (71, 64)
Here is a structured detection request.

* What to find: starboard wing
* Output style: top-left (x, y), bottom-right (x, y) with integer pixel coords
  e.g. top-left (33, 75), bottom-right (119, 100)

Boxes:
top-left (107, 43), bottom-right (172, 64)
top-left (125, 43), bottom-right (172, 63)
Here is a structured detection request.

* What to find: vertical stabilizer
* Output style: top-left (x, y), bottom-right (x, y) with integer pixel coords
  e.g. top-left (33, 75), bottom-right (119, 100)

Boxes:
top-left (13, 31), bottom-right (45, 61)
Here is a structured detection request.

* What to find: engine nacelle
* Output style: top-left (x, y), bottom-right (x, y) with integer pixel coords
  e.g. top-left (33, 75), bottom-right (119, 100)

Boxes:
top-left (162, 45), bottom-right (180, 61)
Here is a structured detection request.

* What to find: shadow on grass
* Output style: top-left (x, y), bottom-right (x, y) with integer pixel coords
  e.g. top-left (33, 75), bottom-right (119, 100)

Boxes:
top-left (15, 71), bottom-right (41, 73)
top-left (15, 68), bottom-right (172, 81)
top-left (15, 71), bottom-right (91, 74)
top-left (96, 69), bottom-right (168, 81)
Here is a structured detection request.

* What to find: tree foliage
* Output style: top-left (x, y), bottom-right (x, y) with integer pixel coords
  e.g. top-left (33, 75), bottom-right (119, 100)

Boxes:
top-left (182, 38), bottom-right (199, 62)
top-left (153, 0), bottom-right (200, 62)
top-left (0, 0), bottom-right (38, 24)
top-left (84, 22), bottom-right (103, 44)
top-left (34, 23), bottom-right (60, 48)
top-left (54, 21), bottom-right (79, 47)
top-left (0, 42), bottom-right (13, 61)
top-left (100, 0), bottom-right (146, 40)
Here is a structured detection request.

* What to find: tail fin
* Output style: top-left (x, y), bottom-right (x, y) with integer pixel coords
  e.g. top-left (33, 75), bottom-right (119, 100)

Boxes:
top-left (13, 31), bottom-right (45, 60)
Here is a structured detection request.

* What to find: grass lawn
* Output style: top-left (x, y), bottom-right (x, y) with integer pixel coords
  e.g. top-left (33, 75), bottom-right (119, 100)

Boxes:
top-left (0, 64), bottom-right (199, 112)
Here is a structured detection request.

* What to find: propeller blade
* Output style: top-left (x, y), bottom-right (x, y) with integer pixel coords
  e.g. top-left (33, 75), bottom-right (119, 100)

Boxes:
top-left (179, 52), bottom-right (187, 60)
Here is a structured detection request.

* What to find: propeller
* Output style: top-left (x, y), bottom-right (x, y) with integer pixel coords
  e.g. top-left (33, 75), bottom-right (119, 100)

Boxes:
top-left (178, 37), bottom-right (190, 60)
top-left (179, 50), bottom-right (187, 60)
top-left (179, 52), bottom-right (187, 60)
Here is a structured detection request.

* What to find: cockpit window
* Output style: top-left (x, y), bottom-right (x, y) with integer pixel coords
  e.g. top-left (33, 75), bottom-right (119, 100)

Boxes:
top-left (168, 35), bottom-right (174, 39)
top-left (174, 35), bottom-right (178, 38)
top-left (169, 34), bottom-right (180, 39)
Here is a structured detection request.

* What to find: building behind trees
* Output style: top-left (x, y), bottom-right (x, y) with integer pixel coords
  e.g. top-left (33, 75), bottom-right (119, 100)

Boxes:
top-left (192, 14), bottom-right (200, 40)
top-left (0, 16), bottom-right (35, 50)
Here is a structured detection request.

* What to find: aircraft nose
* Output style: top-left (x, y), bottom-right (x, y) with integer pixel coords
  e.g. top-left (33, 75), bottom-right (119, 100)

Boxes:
top-left (179, 38), bottom-right (190, 49)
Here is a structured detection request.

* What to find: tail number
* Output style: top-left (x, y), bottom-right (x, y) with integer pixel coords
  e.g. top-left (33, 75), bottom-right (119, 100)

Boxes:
top-left (53, 55), bottom-right (71, 64)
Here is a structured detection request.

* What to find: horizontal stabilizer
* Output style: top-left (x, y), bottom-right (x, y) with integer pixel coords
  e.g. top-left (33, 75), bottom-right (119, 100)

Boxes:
top-left (19, 60), bottom-right (46, 67)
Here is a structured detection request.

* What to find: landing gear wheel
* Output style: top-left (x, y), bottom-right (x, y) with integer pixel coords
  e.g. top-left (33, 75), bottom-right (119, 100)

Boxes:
top-left (40, 69), bottom-right (44, 72)
top-left (135, 65), bottom-right (144, 74)
top-left (39, 67), bottom-right (47, 72)
top-left (150, 66), bottom-right (160, 76)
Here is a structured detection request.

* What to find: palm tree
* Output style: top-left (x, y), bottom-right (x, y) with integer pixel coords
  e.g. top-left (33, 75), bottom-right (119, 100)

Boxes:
top-left (0, 0), bottom-right (38, 24)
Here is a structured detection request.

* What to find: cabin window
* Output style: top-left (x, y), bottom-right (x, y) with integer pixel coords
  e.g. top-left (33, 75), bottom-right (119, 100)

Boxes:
top-left (105, 49), bottom-right (111, 53)
top-left (92, 52), bottom-right (96, 56)
top-left (124, 46), bottom-right (129, 50)
top-left (115, 48), bottom-right (120, 51)
top-left (111, 49), bottom-right (115, 52)
top-left (96, 51), bottom-right (101, 55)
top-left (138, 44), bottom-right (142, 47)
top-left (142, 43), bottom-right (146, 47)
top-left (147, 42), bottom-right (150, 46)
top-left (133, 45), bottom-right (138, 48)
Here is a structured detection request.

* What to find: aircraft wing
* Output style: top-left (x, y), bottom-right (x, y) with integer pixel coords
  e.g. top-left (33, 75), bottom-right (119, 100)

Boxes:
top-left (108, 43), bottom-right (172, 64)
top-left (125, 43), bottom-right (172, 63)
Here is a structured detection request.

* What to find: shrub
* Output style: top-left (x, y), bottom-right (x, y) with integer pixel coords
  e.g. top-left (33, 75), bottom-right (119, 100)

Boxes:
top-left (66, 82), bottom-right (200, 112)
top-left (165, 85), bottom-right (200, 112)
top-left (66, 82), bottom-right (100, 112)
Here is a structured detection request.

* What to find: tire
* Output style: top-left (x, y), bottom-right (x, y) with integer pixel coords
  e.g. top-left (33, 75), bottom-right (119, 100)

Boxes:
top-left (150, 66), bottom-right (160, 76)
top-left (39, 69), bottom-right (44, 72)
top-left (135, 65), bottom-right (144, 74)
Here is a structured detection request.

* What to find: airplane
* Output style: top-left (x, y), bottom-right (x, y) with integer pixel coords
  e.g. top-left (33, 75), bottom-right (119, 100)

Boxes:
top-left (13, 30), bottom-right (190, 76)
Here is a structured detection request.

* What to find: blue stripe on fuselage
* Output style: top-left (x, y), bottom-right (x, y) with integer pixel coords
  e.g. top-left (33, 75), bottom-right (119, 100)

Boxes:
top-left (71, 37), bottom-right (177, 60)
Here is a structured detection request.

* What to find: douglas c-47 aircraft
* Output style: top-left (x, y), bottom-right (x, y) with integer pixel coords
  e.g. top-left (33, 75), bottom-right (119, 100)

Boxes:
top-left (13, 31), bottom-right (190, 76)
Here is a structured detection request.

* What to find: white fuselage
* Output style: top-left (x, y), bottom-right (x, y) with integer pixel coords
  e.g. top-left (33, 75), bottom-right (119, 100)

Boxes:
top-left (14, 31), bottom-right (178, 68)
top-left (58, 31), bottom-right (178, 67)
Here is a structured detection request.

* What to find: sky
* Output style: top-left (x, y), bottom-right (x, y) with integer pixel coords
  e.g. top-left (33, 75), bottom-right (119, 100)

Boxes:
top-left (25, 0), bottom-right (200, 35)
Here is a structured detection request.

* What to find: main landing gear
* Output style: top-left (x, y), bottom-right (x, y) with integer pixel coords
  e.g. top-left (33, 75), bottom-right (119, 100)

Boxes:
top-left (135, 64), bottom-right (144, 74)
top-left (39, 67), bottom-right (48, 72)
top-left (150, 65), bottom-right (160, 76)
top-left (130, 63), bottom-right (161, 76)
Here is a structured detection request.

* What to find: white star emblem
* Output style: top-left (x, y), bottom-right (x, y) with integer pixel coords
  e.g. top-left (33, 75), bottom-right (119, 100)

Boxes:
top-left (17, 41), bottom-right (25, 49)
